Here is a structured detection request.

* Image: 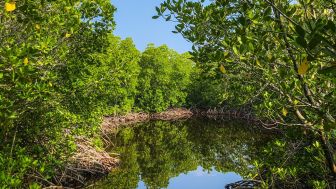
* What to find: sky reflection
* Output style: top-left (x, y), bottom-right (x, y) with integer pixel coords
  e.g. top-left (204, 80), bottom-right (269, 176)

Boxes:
top-left (137, 166), bottom-right (242, 189)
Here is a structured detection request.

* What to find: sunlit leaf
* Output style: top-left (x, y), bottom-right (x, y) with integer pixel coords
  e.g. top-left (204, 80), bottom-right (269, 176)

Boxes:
top-left (294, 100), bottom-right (299, 105)
top-left (35, 24), bottom-right (41, 30)
top-left (282, 107), bottom-right (288, 117)
top-left (5, 2), bottom-right (16, 12)
top-left (298, 58), bottom-right (309, 75)
top-left (65, 33), bottom-right (71, 38)
top-left (233, 46), bottom-right (239, 55)
top-left (23, 57), bottom-right (29, 65)
top-left (267, 53), bottom-right (272, 60)
top-left (219, 64), bottom-right (226, 74)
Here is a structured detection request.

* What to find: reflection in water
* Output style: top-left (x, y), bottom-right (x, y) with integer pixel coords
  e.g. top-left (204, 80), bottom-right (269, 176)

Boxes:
top-left (91, 119), bottom-right (273, 189)
top-left (150, 166), bottom-right (242, 189)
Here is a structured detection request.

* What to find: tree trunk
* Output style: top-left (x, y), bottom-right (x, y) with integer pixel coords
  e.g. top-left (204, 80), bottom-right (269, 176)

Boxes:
top-left (319, 130), bottom-right (336, 176)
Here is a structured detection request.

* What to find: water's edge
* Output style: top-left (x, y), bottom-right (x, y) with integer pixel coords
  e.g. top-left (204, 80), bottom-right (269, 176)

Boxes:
top-left (89, 118), bottom-right (274, 189)
top-left (61, 108), bottom-right (278, 188)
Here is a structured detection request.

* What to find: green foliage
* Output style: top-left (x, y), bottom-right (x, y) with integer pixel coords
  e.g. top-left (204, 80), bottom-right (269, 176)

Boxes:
top-left (156, 0), bottom-right (336, 185)
top-left (6, 0), bottom-right (336, 187)
top-left (136, 44), bottom-right (193, 112)
top-left (63, 34), bottom-right (141, 119)
top-left (0, 0), bottom-right (195, 186)
top-left (255, 135), bottom-right (330, 187)
top-left (0, 148), bottom-right (33, 188)
top-left (187, 63), bottom-right (229, 107)
top-left (0, 0), bottom-right (145, 187)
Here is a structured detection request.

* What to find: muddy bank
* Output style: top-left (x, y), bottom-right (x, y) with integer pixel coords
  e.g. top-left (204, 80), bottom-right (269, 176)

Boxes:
top-left (192, 107), bottom-right (281, 131)
top-left (101, 108), bottom-right (193, 133)
top-left (192, 106), bottom-right (258, 121)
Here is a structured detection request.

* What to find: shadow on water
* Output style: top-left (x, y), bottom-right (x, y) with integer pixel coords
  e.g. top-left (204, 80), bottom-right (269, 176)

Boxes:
top-left (89, 118), bottom-right (275, 189)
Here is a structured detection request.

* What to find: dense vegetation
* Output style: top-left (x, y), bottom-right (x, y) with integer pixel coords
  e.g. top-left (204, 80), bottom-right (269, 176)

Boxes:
top-left (0, 1), bottom-right (192, 188)
top-left (154, 0), bottom-right (336, 187)
top-left (0, 1), bottom-right (115, 187)
top-left (1, 0), bottom-right (335, 188)
top-left (137, 44), bottom-right (193, 112)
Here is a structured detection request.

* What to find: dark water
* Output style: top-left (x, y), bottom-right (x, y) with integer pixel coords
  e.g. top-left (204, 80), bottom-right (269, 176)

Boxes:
top-left (90, 119), bottom-right (273, 189)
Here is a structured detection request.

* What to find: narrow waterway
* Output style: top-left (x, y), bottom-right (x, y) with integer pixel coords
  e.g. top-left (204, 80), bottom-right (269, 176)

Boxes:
top-left (89, 118), bottom-right (274, 189)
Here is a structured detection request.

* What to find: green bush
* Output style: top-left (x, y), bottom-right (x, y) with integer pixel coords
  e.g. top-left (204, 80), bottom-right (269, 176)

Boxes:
top-left (136, 44), bottom-right (193, 112)
top-left (0, 0), bottom-right (122, 187)
top-left (187, 63), bottom-right (229, 108)
top-left (90, 35), bottom-right (141, 115)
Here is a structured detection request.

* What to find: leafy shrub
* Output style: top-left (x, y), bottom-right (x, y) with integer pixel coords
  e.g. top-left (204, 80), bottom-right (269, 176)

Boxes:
top-left (0, 0), bottom-right (118, 187)
top-left (136, 44), bottom-right (193, 112)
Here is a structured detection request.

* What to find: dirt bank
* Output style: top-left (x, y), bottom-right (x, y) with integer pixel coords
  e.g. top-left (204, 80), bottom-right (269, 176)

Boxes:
top-left (101, 108), bottom-right (193, 133)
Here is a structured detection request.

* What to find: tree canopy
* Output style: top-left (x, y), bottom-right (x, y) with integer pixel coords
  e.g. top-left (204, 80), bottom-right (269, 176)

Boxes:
top-left (1, 0), bottom-right (335, 187)
top-left (136, 44), bottom-right (193, 112)
top-left (154, 0), bottom-right (336, 185)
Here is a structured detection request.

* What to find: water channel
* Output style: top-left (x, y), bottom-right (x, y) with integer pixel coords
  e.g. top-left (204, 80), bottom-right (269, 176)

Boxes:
top-left (90, 118), bottom-right (274, 189)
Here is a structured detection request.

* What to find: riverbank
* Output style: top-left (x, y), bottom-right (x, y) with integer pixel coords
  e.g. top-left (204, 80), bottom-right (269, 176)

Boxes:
top-left (51, 107), bottom-right (281, 188)
top-left (61, 107), bottom-right (278, 188)
top-left (101, 108), bottom-right (193, 132)
top-left (63, 108), bottom-right (193, 187)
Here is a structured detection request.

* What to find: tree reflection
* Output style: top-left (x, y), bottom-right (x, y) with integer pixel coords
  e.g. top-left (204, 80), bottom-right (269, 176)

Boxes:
top-left (93, 119), bottom-right (272, 189)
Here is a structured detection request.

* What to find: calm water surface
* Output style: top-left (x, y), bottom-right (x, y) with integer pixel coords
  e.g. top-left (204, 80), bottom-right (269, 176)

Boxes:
top-left (90, 119), bottom-right (273, 189)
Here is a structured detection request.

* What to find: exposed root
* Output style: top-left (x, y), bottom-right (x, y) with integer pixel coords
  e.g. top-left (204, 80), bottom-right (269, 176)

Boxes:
top-left (151, 108), bottom-right (193, 121)
top-left (101, 112), bottom-right (150, 134)
top-left (191, 107), bottom-right (282, 132)
top-left (70, 137), bottom-right (119, 173)
top-left (225, 180), bottom-right (261, 189)
top-left (102, 109), bottom-right (193, 134)
top-left (193, 106), bottom-right (257, 121)
top-left (55, 137), bottom-right (119, 187)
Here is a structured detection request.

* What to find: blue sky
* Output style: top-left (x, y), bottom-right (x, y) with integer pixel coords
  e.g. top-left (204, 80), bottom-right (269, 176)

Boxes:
top-left (137, 166), bottom-right (242, 189)
top-left (110, 0), bottom-right (192, 53)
